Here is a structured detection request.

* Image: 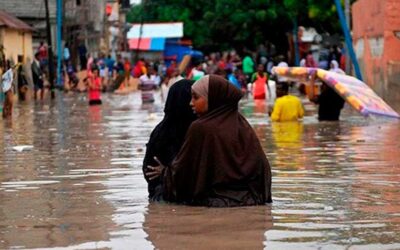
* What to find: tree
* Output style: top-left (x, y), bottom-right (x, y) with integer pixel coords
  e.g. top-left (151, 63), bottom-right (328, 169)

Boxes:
top-left (126, 0), bottom-right (357, 54)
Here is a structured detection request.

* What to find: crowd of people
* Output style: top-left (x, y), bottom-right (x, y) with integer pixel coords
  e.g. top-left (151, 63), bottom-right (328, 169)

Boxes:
top-left (0, 38), bottom-right (351, 208)
top-left (1, 40), bottom-right (347, 123)
top-left (139, 44), bottom-right (348, 207)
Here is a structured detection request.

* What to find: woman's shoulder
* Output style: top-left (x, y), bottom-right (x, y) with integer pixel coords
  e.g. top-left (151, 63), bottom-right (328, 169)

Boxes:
top-left (188, 119), bottom-right (216, 136)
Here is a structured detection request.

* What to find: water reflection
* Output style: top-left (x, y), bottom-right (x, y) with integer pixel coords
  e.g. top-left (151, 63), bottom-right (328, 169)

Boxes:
top-left (1, 92), bottom-right (400, 249)
top-left (144, 204), bottom-right (273, 249)
top-left (271, 122), bottom-right (305, 170)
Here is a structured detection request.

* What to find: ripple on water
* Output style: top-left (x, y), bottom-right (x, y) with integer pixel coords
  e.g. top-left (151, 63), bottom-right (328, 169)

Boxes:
top-left (1, 92), bottom-right (400, 249)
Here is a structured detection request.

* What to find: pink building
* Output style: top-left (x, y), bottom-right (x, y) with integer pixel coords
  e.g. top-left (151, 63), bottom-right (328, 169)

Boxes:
top-left (352, 0), bottom-right (400, 111)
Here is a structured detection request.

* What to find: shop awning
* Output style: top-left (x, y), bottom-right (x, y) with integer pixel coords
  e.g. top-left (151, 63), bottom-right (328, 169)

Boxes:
top-left (128, 37), bottom-right (166, 51)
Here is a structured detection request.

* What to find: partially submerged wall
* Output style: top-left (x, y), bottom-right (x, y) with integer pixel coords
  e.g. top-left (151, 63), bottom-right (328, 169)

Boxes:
top-left (352, 0), bottom-right (400, 112)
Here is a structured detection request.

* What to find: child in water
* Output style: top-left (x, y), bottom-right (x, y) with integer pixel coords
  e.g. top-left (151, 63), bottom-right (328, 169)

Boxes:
top-left (88, 67), bottom-right (102, 105)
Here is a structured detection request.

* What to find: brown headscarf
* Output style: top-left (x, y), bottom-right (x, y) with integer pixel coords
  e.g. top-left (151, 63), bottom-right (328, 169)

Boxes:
top-left (163, 74), bottom-right (272, 207)
top-left (192, 75), bottom-right (209, 100)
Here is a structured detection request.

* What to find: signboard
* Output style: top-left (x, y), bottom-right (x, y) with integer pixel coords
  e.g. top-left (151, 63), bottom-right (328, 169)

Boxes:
top-left (127, 22), bottom-right (183, 39)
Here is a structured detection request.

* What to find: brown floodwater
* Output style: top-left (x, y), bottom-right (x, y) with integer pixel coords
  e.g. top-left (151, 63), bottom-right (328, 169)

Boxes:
top-left (1, 91), bottom-right (400, 249)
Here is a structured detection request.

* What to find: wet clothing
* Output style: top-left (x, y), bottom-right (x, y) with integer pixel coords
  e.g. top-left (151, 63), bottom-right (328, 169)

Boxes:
top-left (105, 58), bottom-right (115, 77)
top-left (315, 84), bottom-right (345, 121)
top-left (88, 76), bottom-right (102, 104)
top-left (271, 95), bottom-right (304, 122)
top-left (89, 99), bottom-right (102, 105)
top-left (31, 59), bottom-right (44, 90)
top-left (163, 75), bottom-right (272, 207)
top-left (143, 80), bottom-right (197, 201)
top-left (251, 72), bottom-right (268, 100)
top-left (16, 64), bottom-right (28, 101)
top-left (78, 44), bottom-right (87, 70)
top-left (124, 61), bottom-right (131, 79)
top-left (139, 74), bottom-right (159, 103)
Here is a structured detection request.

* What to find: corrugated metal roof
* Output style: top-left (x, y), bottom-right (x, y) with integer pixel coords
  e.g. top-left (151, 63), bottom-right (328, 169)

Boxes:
top-left (0, 10), bottom-right (34, 31)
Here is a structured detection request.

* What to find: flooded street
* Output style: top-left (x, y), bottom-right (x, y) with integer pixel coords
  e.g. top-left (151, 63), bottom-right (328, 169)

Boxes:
top-left (1, 91), bottom-right (400, 250)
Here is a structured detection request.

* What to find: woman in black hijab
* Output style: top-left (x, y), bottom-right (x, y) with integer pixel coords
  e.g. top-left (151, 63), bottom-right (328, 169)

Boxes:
top-left (162, 75), bottom-right (272, 207)
top-left (143, 79), bottom-right (197, 201)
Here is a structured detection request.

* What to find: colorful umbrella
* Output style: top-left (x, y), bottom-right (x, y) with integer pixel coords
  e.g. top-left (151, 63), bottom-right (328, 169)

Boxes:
top-left (272, 67), bottom-right (400, 119)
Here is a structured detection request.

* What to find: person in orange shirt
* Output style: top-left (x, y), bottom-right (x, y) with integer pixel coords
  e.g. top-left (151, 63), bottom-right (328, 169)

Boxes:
top-left (123, 57), bottom-right (131, 86)
top-left (270, 82), bottom-right (304, 122)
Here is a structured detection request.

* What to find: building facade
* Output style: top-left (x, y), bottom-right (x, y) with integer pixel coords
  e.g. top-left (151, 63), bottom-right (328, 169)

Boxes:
top-left (1, 0), bottom-right (57, 53)
top-left (352, 0), bottom-right (400, 111)
top-left (64, 0), bottom-right (107, 63)
top-left (0, 10), bottom-right (34, 63)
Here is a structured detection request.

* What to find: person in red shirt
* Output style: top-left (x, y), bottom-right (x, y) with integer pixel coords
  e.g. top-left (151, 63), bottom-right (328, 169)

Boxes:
top-left (166, 60), bottom-right (177, 78)
top-left (88, 67), bottom-right (102, 105)
top-left (305, 51), bottom-right (317, 68)
top-left (133, 58), bottom-right (145, 78)
top-left (37, 41), bottom-right (48, 69)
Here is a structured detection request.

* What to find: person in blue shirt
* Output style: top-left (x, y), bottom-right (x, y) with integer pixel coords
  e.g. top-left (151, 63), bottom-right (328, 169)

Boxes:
top-left (105, 55), bottom-right (115, 78)
top-left (226, 68), bottom-right (241, 90)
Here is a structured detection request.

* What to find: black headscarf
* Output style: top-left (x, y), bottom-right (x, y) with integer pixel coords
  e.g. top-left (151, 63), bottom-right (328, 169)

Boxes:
top-left (317, 83), bottom-right (345, 121)
top-left (163, 75), bottom-right (272, 207)
top-left (143, 79), bottom-right (196, 200)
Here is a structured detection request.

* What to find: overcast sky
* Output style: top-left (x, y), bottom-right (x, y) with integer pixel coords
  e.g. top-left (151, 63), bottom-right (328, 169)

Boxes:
top-left (130, 0), bottom-right (141, 4)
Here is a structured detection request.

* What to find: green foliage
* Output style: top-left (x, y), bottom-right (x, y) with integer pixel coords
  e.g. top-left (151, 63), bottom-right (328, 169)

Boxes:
top-left (127, 0), bottom-right (357, 53)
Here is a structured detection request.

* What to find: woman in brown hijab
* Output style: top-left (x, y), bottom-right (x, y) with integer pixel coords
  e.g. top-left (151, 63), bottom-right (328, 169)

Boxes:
top-left (162, 74), bottom-right (272, 207)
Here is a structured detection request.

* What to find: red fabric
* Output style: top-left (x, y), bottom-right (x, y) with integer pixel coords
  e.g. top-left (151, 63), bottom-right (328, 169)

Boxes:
top-left (166, 64), bottom-right (176, 77)
top-left (38, 45), bottom-right (47, 60)
top-left (340, 54), bottom-right (346, 71)
top-left (299, 41), bottom-right (309, 59)
top-left (305, 54), bottom-right (317, 67)
top-left (253, 74), bottom-right (267, 100)
top-left (89, 76), bottom-right (101, 101)
top-left (124, 61), bottom-right (131, 73)
top-left (217, 60), bottom-right (226, 70)
top-left (133, 61), bottom-right (144, 77)
top-left (105, 4), bottom-right (112, 15)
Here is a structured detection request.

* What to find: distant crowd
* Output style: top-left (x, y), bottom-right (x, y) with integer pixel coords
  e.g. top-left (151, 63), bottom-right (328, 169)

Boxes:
top-left (1, 39), bottom-right (347, 121)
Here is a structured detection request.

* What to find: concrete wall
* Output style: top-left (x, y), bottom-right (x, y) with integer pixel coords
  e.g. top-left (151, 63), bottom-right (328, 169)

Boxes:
top-left (352, 0), bottom-right (400, 112)
top-left (0, 28), bottom-right (33, 64)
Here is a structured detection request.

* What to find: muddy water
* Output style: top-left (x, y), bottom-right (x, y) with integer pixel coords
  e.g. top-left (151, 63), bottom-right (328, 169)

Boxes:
top-left (1, 92), bottom-right (400, 249)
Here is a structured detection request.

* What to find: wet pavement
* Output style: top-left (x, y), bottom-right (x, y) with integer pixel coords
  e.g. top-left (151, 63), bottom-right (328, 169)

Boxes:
top-left (1, 91), bottom-right (400, 249)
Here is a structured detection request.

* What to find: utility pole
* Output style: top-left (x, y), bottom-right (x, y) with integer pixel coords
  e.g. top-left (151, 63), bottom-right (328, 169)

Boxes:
top-left (293, 19), bottom-right (300, 66)
top-left (44, 0), bottom-right (55, 99)
top-left (345, 0), bottom-right (351, 74)
top-left (56, 0), bottom-right (62, 87)
top-left (334, 0), bottom-right (363, 80)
